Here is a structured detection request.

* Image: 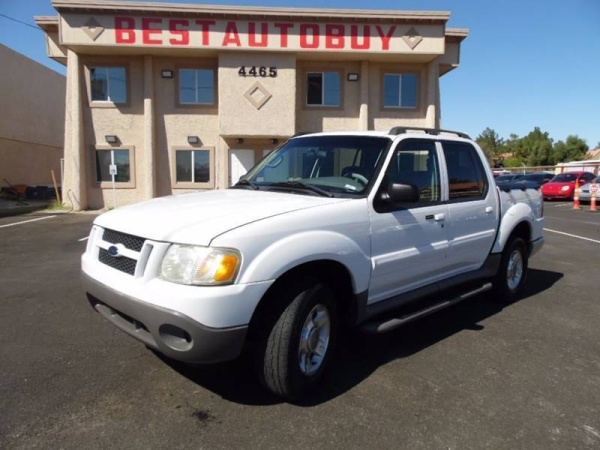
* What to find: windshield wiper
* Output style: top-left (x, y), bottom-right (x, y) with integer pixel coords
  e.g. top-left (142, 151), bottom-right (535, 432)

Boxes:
top-left (232, 179), bottom-right (259, 190)
top-left (268, 181), bottom-right (334, 197)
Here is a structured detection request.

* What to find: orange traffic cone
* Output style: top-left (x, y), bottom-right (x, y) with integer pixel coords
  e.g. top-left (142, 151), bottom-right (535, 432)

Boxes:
top-left (591, 190), bottom-right (598, 212)
top-left (573, 180), bottom-right (581, 210)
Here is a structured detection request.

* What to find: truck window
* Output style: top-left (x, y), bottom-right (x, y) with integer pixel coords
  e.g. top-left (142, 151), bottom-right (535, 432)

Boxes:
top-left (387, 139), bottom-right (441, 203)
top-left (442, 142), bottom-right (488, 201)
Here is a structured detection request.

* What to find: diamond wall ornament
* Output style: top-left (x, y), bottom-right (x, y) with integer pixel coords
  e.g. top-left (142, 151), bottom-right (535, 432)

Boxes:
top-left (82, 18), bottom-right (105, 41)
top-left (402, 27), bottom-right (423, 50)
top-left (244, 81), bottom-right (272, 110)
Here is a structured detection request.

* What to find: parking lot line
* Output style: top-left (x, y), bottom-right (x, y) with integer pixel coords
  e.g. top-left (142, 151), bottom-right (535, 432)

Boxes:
top-left (544, 228), bottom-right (600, 244)
top-left (78, 236), bottom-right (89, 241)
top-left (543, 214), bottom-right (600, 226)
top-left (0, 215), bottom-right (56, 229)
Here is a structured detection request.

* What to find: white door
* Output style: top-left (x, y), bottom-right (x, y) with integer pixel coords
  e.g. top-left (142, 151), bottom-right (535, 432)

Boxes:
top-left (440, 141), bottom-right (498, 274)
top-left (229, 149), bottom-right (255, 186)
top-left (368, 139), bottom-right (450, 304)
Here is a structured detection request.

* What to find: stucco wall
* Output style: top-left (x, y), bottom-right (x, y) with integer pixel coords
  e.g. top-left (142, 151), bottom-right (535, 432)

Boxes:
top-left (153, 56), bottom-right (220, 195)
top-left (0, 140), bottom-right (62, 186)
top-left (81, 55), bottom-right (145, 209)
top-left (296, 60), bottom-right (362, 133)
top-left (369, 62), bottom-right (429, 131)
top-left (219, 52), bottom-right (296, 137)
top-left (0, 44), bottom-right (65, 187)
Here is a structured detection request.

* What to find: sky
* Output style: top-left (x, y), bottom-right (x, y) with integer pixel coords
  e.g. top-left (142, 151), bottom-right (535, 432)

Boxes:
top-left (1, 0), bottom-right (599, 148)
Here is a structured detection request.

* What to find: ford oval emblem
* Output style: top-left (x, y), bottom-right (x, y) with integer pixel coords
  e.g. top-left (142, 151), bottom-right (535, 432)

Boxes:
top-left (108, 245), bottom-right (121, 257)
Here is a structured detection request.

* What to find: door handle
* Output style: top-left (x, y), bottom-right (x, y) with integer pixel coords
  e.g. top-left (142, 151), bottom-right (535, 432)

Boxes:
top-left (485, 206), bottom-right (493, 214)
top-left (425, 213), bottom-right (445, 221)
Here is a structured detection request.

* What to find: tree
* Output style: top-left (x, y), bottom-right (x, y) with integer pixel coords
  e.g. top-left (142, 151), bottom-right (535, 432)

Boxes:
top-left (503, 156), bottom-right (524, 168)
top-left (476, 128), bottom-right (505, 166)
top-left (504, 133), bottom-right (526, 162)
top-left (520, 127), bottom-right (554, 166)
top-left (553, 136), bottom-right (589, 163)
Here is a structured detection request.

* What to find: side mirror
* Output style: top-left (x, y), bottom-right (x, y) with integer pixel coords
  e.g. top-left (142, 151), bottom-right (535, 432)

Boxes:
top-left (383, 182), bottom-right (420, 204)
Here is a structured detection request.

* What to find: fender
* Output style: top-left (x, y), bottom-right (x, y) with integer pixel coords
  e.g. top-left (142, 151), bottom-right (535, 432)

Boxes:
top-left (237, 230), bottom-right (371, 294)
top-left (491, 200), bottom-right (534, 254)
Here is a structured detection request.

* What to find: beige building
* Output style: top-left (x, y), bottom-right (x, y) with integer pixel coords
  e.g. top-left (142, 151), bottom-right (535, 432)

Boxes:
top-left (36, 0), bottom-right (468, 210)
top-left (0, 44), bottom-right (65, 189)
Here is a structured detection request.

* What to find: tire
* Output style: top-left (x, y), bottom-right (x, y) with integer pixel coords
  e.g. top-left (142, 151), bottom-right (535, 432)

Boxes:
top-left (255, 279), bottom-right (337, 401)
top-left (493, 237), bottom-right (528, 303)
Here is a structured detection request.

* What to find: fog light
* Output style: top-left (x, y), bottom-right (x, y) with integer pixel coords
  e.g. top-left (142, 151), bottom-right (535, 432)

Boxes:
top-left (159, 324), bottom-right (193, 351)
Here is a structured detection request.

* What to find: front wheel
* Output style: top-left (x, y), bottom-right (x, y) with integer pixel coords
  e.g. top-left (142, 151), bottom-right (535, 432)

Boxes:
top-left (493, 237), bottom-right (528, 303)
top-left (255, 280), bottom-right (337, 401)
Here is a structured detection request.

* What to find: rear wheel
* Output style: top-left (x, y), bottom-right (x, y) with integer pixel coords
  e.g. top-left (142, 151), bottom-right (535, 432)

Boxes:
top-left (493, 237), bottom-right (528, 303)
top-left (255, 279), bottom-right (337, 401)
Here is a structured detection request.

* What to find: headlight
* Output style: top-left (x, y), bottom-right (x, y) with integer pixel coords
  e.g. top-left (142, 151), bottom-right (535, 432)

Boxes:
top-left (161, 245), bottom-right (241, 285)
top-left (561, 186), bottom-right (570, 191)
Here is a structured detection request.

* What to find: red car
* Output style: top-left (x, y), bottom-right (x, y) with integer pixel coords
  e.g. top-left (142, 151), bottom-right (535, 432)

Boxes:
top-left (541, 171), bottom-right (596, 200)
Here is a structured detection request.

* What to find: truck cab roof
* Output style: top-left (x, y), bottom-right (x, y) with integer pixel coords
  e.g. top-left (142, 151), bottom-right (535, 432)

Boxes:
top-left (294, 127), bottom-right (472, 141)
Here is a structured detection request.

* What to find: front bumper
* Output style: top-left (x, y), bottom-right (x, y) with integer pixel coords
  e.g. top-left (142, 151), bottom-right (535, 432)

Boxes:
top-left (542, 191), bottom-right (572, 199)
top-left (83, 272), bottom-right (248, 364)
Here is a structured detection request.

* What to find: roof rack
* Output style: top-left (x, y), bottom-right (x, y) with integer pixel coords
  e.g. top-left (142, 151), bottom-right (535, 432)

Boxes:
top-left (388, 127), bottom-right (471, 139)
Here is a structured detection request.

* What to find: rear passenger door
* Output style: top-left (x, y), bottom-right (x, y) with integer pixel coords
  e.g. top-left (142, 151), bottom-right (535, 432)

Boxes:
top-left (440, 141), bottom-right (498, 275)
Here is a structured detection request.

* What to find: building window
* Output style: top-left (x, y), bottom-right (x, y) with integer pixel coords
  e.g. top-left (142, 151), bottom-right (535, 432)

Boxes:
top-left (96, 149), bottom-right (131, 183)
top-left (90, 67), bottom-right (127, 103)
top-left (175, 149), bottom-right (212, 183)
top-left (179, 69), bottom-right (215, 105)
top-left (383, 74), bottom-right (418, 108)
top-left (307, 72), bottom-right (341, 106)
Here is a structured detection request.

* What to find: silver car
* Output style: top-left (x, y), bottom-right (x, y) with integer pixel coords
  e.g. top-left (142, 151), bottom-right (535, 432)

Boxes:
top-left (579, 175), bottom-right (600, 203)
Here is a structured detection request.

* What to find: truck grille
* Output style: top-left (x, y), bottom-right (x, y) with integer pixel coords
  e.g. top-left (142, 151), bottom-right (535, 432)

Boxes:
top-left (102, 228), bottom-right (145, 252)
top-left (98, 249), bottom-right (137, 275)
top-left (98, 228), bottom-right (146, 275)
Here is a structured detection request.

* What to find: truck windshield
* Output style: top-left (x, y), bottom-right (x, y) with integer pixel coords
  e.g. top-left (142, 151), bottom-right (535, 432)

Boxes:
top-left (238, 135), bottom-right (392, 196)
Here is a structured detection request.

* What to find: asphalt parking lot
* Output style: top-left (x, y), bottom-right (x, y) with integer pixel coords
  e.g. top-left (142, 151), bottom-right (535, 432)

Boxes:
top-left (1, 203), bottom-right (599, 450)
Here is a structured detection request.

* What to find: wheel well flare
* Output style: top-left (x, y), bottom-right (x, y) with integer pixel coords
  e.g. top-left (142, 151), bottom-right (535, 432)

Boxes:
top-left (246, 260), bottom-right (356, 341)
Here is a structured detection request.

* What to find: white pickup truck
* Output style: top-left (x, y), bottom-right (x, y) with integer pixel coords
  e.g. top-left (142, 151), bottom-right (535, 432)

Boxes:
top-left (82, 127), bottom-right (544, 400)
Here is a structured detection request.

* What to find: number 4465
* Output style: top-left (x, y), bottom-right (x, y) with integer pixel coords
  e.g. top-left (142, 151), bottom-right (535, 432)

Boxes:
top-left (238, 66), bottom-right (277, 77)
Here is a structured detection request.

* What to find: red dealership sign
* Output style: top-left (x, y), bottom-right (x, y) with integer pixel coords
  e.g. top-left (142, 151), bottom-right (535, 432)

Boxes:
top-left (110, 16), bottom-right (423, 52)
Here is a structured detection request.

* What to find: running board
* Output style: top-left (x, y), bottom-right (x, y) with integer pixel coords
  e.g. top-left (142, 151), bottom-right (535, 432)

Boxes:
top-left (361, 282), bottom-right (493, 334)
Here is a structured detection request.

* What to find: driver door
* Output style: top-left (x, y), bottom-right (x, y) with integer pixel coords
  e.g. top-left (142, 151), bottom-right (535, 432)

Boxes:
top-left (368, 139), bottom-right (450, 305)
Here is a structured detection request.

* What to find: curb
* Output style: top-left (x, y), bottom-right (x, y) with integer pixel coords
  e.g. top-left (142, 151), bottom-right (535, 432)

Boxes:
top-left (0, 203), bottom-right (52, 219)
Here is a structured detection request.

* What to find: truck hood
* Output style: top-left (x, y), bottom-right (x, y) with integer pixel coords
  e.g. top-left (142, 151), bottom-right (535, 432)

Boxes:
top-left (94, 189), bottom-right (347, 245)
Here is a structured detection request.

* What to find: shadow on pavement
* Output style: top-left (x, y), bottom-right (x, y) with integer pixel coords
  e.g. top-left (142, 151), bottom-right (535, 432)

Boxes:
top-left (158, 268), bottom-right (563, 406)
top-left (0, 199), bottom-right (52, 218)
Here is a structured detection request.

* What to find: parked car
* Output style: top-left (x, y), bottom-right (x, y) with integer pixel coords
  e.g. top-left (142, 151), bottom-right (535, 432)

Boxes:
top-left (495, 173), bottom-right (526, 183)
top-left (495, 172), bottom-right (553, 191)
top-left (541, 171), bottom-right (596, 200)
top-left (82, 128), bottom-right (544, 400)
top-left (519, 172), bottom-right (555, 188)
top-left (579, 175), bottom-right (600, 203)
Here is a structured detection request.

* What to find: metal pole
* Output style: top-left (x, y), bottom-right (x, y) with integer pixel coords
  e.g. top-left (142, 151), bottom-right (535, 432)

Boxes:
top-left (112, 173), bottom-right (116, 209)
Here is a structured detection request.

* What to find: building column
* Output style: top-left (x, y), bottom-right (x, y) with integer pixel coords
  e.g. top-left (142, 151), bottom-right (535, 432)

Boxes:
top-left (359, 61), bottom-right (369, 131)
top-left (425, 58), bottom-right (440, 129)
top-left (64, 49), bottom-right (86, 210)
top-left (143, 55), bottom-right (155, 199)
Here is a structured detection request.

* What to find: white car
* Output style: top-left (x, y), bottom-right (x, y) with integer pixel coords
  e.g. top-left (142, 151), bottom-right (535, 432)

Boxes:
top-left (578, 175), bottom-right (600, 203)
top-left (82, 127), bottom-right (544, 400)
